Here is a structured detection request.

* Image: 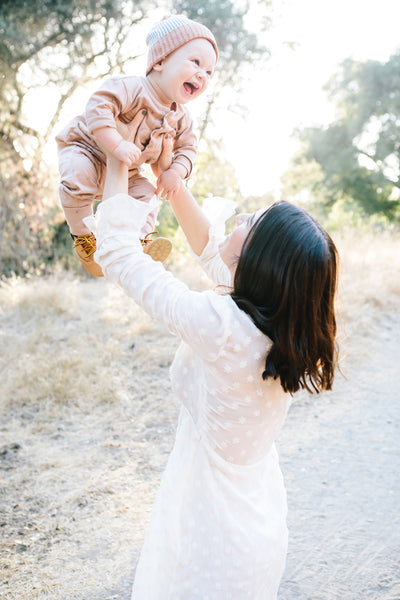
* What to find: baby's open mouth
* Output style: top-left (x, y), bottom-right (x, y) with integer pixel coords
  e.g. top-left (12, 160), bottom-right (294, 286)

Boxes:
top-left (183, 81), bottom-right (200, 95)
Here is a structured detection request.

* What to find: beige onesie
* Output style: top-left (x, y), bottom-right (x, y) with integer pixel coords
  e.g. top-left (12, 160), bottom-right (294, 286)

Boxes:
top-left (56, 75), bottom-right (197, 235)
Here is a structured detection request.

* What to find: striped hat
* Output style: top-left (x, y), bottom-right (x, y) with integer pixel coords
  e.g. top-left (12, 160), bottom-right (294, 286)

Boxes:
top-left (146, 15), bottom-right (218, 75)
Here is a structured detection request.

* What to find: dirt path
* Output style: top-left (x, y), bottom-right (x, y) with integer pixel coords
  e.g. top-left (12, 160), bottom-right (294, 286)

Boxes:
top-left (278, 317), bottom-right (400, 599)
top-left (0, 275), bottom-right (399, 600)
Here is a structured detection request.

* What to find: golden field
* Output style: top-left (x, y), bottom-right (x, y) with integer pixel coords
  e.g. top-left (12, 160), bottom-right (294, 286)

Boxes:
top-left (0, 227), bottom-right (399, 599)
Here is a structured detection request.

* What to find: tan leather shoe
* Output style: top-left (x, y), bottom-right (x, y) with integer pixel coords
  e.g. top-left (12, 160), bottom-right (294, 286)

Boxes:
top-left (72, 233), bottom-right (104, 277)
top-left (141, 232), bottom-right (172, 262)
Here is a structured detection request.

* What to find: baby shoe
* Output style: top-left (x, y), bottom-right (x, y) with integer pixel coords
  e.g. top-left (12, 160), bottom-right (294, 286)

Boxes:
top-left (141, 232), bottom-right (172, 262)
top-left (72, 232), bottom-right (172, 277)
top-left (72, 233), bottom-right (104, 277)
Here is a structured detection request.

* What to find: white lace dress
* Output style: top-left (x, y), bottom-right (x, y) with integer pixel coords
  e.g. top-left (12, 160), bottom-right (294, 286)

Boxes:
top-left (90, 194), bottom-right (290, 600)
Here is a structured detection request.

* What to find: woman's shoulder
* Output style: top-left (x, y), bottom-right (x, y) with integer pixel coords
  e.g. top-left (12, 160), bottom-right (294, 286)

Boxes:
top-left (202, 290), bottom-right (266, 338)
top-left (198, 291), bottom-right (272, 369)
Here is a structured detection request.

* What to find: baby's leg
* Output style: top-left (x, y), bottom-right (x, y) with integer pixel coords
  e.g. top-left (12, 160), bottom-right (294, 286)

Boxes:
top-left (58, 143), bottom-right (105, 276)
top-left (58, 144), bottom-right (105, 235)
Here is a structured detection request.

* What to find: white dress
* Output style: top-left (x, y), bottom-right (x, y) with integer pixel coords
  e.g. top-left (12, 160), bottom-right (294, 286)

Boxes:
top-left (91, 194), bottom-right (290, 600)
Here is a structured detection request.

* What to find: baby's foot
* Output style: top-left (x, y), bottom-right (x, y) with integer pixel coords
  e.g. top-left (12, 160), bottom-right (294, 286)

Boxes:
top-left (72, 233), bottom-right (103, 277)
top-left (141, 232), bottom-right (172, 262)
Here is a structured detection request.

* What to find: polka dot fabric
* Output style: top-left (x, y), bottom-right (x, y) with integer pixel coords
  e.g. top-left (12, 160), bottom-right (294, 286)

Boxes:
top-left (93, 195), bottom-right (290, 599)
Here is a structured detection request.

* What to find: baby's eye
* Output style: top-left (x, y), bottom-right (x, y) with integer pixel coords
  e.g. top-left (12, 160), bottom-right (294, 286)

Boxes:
top-left (192, 59), bottom-right (200, 66)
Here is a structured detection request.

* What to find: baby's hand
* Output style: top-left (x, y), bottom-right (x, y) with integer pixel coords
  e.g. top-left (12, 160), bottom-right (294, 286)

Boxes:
top-left (112, 140), bottom-right (141, 166)
top-left (156, 169), bottom-right (182, 202)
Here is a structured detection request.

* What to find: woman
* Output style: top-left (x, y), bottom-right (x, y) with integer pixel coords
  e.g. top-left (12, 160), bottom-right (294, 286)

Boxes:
top-left (88, 154), bottom-right (338, 599)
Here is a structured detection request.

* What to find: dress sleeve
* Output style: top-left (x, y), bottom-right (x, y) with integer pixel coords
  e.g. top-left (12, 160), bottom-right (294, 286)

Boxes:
top-left (86, 195), bottom-right (233, 361)
top-left (189, 196), bottom-right (236, 288)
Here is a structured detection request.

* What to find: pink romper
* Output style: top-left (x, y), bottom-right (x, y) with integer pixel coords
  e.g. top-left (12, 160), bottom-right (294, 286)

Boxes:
top-left (56, 75), bottom-right (197, 235)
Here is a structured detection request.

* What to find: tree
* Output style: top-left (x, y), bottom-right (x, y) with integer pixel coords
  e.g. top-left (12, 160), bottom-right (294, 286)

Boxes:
top-left (0, 0), bottom-right (148, 163)
top-left (157, 143), bottom-right (275, 241)
top-left (0, 0), bottom-right (148, 275)
top-left (0, 0), bottom-right (271, 164)
top-left (281, 52), bottom-right (400, 223)
top-left (0, 0), bottom-right (273, 274)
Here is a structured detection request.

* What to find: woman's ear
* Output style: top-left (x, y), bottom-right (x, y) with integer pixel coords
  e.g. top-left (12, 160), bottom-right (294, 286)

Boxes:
top-left (152, 60), bottom-right (164, 72)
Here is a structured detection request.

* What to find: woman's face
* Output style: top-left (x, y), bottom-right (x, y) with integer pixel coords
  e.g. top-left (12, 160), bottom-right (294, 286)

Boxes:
top-left (219, 209), bottom-right (265, 273)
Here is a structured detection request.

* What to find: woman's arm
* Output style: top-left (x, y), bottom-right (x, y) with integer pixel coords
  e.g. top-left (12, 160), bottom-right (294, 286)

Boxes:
top-left (168, 182), bottom-right (211, 256)
top-left (91, 155), bottom-right (231, 358)
top-left (102, 155), bottom-right (128, 199)
top-left (93, 193), bottom-right (230, 361)
top-left (101, 145), bottom-right (208, 255)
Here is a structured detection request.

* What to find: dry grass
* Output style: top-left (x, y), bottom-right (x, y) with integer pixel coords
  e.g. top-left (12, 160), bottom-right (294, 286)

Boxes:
top-left (334, 228), bottom-right (400, 368)
top-left (0, 227), bottom-right (399, 599)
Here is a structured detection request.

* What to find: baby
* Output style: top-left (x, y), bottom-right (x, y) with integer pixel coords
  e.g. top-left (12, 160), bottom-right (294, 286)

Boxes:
top-left (56, 15), bottom-right (218, 276)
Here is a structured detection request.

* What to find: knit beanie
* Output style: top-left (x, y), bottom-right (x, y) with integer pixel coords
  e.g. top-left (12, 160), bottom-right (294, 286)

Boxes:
top-left (146, 15), bottom-right (218, 75)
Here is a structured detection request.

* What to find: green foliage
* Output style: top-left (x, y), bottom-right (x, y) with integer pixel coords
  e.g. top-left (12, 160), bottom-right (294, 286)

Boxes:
top-left (189, 142), bottom-right (242, 202)
top-left (281, 52), bottom-right (400, 225)
top-left (156, 201), bottom-right (179, 240)
top-left (0, 0), bottom-right (147, 160)
top-left (0, 162), bottom-right (56, 276)
top-left (156, 142), bottom-right (242, 238)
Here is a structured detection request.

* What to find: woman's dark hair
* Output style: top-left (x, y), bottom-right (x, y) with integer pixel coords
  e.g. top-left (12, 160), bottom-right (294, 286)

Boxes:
top-left (231, 201), bottom-right (338, 394)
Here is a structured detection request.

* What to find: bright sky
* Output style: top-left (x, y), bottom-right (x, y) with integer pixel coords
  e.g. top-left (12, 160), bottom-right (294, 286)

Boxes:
top-left (215, 0), bottom-right (400, 196)
top-left (41, 0), bottom-right (400, 198)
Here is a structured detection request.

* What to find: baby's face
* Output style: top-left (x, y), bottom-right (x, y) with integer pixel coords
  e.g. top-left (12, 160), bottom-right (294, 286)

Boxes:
top-left (152, 38), bottom-right (217, 105)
